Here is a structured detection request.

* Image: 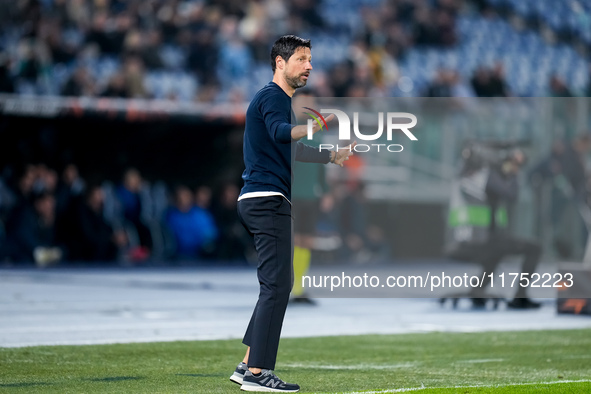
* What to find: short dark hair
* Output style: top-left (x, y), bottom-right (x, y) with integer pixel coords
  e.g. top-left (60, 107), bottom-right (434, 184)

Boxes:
top-left (270, 35), bottom-right (311, 73)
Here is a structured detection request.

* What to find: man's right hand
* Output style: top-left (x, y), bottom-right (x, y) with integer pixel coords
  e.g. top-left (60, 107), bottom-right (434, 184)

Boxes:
top-left (291, 113), bottom-right (335, 140)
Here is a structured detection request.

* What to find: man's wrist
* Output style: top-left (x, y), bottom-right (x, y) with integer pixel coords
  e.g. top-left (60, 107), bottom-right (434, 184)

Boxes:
top-left (330, 151), bottom-right (336, 164)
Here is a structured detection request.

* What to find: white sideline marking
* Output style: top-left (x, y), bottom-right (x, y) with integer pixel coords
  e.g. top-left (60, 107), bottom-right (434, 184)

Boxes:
top-left (456, 358), bottom-right (505, 363)
top-left (283, 362), bottom-right (418, 370)
top-left (345, 379), bottom-right (591, 393)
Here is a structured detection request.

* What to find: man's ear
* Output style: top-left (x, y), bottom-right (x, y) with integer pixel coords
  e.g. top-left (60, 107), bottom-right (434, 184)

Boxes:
top-left (275, 55), bottom-right (285, 70)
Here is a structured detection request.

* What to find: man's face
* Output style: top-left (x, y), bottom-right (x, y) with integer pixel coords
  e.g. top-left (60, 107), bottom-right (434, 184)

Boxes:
top-left (282, 47), bottom-right (312, 89)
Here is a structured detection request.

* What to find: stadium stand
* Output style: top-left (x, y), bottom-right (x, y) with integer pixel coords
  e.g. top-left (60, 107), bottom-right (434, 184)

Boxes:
top-left (0, 0), bottom-right (590, 265)
top-left (0, 0), bottom-right (588, 100)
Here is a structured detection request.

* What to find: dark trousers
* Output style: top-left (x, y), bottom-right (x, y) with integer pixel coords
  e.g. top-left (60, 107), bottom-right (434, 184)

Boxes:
top-left (479, 235), bottom-right (541, 297)
top-left (455, 234), bottom-right (541, 298)
top-left (237, 196), bottom-right (293, 370)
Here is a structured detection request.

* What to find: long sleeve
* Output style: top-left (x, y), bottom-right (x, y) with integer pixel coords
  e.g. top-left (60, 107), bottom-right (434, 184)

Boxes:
top-left (261, 92), bottom-right (292, 144)
top-left (295, 141), bottom-right (331, 164)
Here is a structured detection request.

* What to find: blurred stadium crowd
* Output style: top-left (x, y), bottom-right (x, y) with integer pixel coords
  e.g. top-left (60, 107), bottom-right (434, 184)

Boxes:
top-left (1, 0), bottom-right (591, 266)
top-left (0, 164), bottom-right (258, 265)
top-left (0, 0), bottom-right (589, 101)
top-left (0, 163), bottom-right (388, 266)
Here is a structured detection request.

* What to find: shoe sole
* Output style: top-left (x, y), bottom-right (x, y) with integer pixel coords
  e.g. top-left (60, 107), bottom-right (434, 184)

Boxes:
top-left (230, 372), bottom-right (244, 385)
top-left (240, 382), bottom-right (299, 392)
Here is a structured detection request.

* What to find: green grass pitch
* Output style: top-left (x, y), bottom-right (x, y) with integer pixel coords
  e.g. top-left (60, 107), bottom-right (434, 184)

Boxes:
top-left (1, 329), bottom-right (590, 393)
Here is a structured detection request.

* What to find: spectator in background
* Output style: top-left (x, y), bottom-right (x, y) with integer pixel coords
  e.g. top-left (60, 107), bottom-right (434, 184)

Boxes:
top-left (531, 135), bottom-right (591, 197)
top-left (6, 191), bottom-right (64, 266)
top-left (85, 11), bottom-right (128, 55)
top-left (562, 135), bottom-right (591, 195)
top-left (115, 168), bottom-right (152, 255)
top-left (121, 27), bottom-right (164, 71)
top-left (316, 192), bottom-right (340, 239)
top-left (479, 150), bottom-right (542, 308)
top-left (329, 62), bottom-right (354, 97)
top-left (471, 64), bottom-right (510, 97)
top-left (313, 191), bottom-right (343, 263)
top-left (426, 69), bottom-right (476, 108)
top-left (434, 8), bottom-right (456, 46)
top-left (530, 134), bottom-right (591, 258)
top-left (122, 56), bottom-right (148, 98)
top-left (0, 171), bottom-right (15, 223)
top-left (218, 32), bottom-right (253, 84)
top-left (489, 63), bottom-right (510, 97)
top-left (165, 185), bottom-right (218, 260)
top-left (157, 1), bottom-right (182, 43)
top-left (471, 66), bottom-right (493, 97)
top-left (426, 68), bottom-right (475, 99)
top-left (141, 30), bottom-right (165, 70)
top-left (1, 167), bottom-right (33, 263)
top-left (43, 19), bottom-right (77, 65)
top-left (12, 165), bottom-right (36, 206)
top-left (187, 10), bottom-right (220, 86)
top-left (339, 181), bottom-right (371, 263)
top-left (15, 39), bottom-right (49, 87)
top-left (54, 163), bottom-right (85, 235)
top-left (69, 184), bottom-right (127, 262)
top-left (448, 70), bottom-right (475, 98)
top-left (100, 71), bottom-right (127, 98)
top-left (61, 67), bottom-right (95, 97)
top-left (122, 29), bottom-right (144, 61)
top-left (427, 69), bottom-right (453, 97)
top-left (195, 185), bottom-right (213, 210)
top-left (384, 22), bottom-right (410, 61)
top-left (33, 164), bottom-right (58, 195)
top-left (3, 165), bottom-right (38, 236)
top-left (0, 53), bottom-right (15, 93)
top-left (413, 6), bottom-right (438, 46)
top-left (85, 12), bottom-right (112, 54)
top-left (549, 75), bottom-right (573, 97)
top-left (248, 30), bottom-right (272, 64)
top-left (212, 183), bottom-right (250, 261)
top-left (290, 0), bottom-right (324, 30)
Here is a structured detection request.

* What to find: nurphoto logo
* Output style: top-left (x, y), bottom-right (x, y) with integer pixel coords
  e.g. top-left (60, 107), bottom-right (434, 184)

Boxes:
top-left (304, 108), bottom-right (418, 153)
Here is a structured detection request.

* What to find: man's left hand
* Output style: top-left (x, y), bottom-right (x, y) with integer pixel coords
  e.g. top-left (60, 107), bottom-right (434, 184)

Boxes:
top-left (334, 141), bottom-right (357, 167)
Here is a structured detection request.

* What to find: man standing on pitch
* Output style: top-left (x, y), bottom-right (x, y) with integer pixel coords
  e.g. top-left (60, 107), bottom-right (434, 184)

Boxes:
top-left (230, 35), bottom-right (354, 392)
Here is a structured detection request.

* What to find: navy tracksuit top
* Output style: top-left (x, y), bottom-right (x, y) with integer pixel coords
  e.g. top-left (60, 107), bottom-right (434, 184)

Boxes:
top-left (240, 82), bottom-right (330, 201)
